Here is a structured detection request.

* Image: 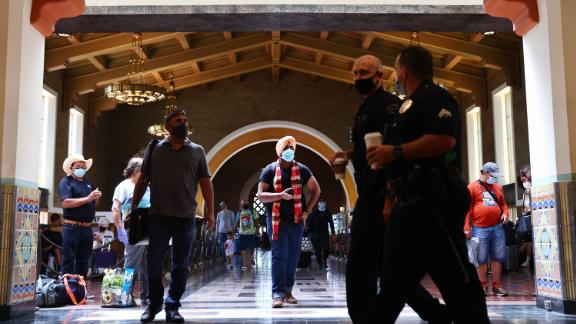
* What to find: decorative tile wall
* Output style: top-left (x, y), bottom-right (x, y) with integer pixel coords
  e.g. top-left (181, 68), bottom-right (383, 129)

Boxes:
top-left (0, 185), bottom-right (39, 306)
top-left (532, 184), bottom-right (563, 299)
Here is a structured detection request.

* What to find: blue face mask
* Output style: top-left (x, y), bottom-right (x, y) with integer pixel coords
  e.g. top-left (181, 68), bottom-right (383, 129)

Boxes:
top-left (282, 149), bottom-right (295, 162)
top-left (486, 176), bottom-right (497, 185)
top-left (318, 202), bottom-right (326, 211)
top-left (73, 168), bottom-right (86, 178)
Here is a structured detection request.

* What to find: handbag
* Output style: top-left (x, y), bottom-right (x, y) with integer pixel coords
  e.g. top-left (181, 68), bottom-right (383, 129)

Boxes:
top-left (466, 237), bottom-right (480, 268)
top-left (127, 208), bottom-right (149, 245)
top-left (516, 212), bottom-right (532, 240)
top-left (127, 139), bottom-right (158, 245)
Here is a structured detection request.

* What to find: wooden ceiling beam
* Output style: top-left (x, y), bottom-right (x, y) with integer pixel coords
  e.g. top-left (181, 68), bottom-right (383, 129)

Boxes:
top-left (368, 32), bottom-right (515, 70)
top-left (281, 57), bottom-right (354, 85)
top-left (176, 33), bottom-right (190, 49)
top-left (45, 32), bottom-right (182, 72)
top-left (154, 57), bottom-right (271, 91)
top-left (64, 33), bottom-right (271, 98)
top-left (361, 34), bottom-right (374, 49)
top-left (271, 31), bottom-right (281, 82)
top-left (469, 32), bottom-right (485, 43)
top-left (443, 54), bottom-right (463, 71)
top-left (87, 56), bottom-right (106, 71)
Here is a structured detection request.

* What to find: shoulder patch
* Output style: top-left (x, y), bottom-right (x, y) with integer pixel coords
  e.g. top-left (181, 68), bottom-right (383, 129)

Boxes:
top-left (438, 108), bottom-right (453, 119)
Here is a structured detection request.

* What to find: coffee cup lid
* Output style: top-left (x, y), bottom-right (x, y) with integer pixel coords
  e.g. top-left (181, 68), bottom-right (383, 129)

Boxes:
top-left (364, 132), bottom-right (382, 138)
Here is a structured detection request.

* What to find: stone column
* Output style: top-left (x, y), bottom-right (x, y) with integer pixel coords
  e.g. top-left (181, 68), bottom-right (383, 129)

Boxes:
top-left (523, 0), bottom-right (576, 314)
top-left (0, 0), bottom-right (44, 320)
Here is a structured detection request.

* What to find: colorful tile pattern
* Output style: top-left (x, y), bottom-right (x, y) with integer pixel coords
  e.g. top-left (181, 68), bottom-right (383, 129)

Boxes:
top-left (532, 185), bottom-right (563, 299)
top-left (8, 186), bottom-right (40, 304)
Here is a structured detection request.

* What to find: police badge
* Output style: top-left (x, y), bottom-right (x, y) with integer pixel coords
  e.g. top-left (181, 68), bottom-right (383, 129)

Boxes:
top-left (399, 99), bottom-right (413, 114)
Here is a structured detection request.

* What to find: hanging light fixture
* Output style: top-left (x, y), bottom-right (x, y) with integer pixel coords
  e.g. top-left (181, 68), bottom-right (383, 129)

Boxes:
top-left (105, 33), bottom-right (165, 106)
top-left (148, 75), bottom-right (192, 137)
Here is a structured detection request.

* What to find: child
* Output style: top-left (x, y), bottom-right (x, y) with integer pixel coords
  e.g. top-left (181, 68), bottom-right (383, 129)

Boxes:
top-left (224, 232), bottom-right (235, 270)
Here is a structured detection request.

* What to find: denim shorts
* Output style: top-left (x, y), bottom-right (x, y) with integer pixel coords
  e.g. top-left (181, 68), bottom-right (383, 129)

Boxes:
top-left (471, 223), bottom-right (507, 264)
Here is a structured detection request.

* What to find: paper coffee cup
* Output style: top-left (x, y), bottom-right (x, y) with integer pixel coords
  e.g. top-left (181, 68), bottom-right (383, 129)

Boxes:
top-left (333, 158), bottom-right (346, 180)
top-left (364, 132), bottom-right (382, 170)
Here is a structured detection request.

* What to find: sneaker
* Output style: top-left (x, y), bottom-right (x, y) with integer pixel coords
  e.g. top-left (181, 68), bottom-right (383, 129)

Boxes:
top-left (284, 293), bottom-right (298, 304)
top-left (272, 298), bottom-right (283, 308)
top-left (492, 285), bottom-right (507, 296)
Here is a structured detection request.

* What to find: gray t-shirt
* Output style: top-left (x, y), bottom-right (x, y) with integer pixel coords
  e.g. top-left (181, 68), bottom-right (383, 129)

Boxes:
top-left (148, 138), bottom-right (211, 218)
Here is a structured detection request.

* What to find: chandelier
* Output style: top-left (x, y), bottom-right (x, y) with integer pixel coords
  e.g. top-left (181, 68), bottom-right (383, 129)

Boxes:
top-left (105, 33), bottom-right (165, 106)
top-left (148, 75), bottom-right (192, 137)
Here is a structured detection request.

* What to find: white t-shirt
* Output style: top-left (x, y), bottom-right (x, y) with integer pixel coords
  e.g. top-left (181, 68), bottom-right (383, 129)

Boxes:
top-left (225, 239), bottom-right (235, 256)
top-left (93, 229), bottom-right (115, 249)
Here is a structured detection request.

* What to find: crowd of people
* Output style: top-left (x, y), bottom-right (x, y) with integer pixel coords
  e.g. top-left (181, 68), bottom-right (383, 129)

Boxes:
top-left (41, 45), bottom-right (537, 323)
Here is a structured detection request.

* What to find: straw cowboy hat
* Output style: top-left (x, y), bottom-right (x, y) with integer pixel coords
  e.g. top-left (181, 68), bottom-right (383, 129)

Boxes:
top-left (62, 154), bottom-right (93, 176)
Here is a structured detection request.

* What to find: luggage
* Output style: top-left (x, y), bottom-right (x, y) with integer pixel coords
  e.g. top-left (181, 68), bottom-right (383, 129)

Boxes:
top-left (62, 274), bottom-right (87, 305)
top-left (35, 275), bottom-right (68, 308)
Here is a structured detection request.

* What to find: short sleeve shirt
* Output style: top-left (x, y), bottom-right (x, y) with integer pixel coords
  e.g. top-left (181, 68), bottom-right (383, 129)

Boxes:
top-left (147, 138), bottom-right (211, 218)
top-left (237, 209), bottom-right (259, 235)
top-left (259, 161), bottom-right (312, 223)
top-left (59, 175), bottom-right (96, 223)
top-left (387, 79), bottom-right (460, 178)
top-left (112, 179), bottom-right (151, 219)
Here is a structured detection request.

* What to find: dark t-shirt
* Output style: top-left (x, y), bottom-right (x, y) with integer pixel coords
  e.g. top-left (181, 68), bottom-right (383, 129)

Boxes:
top-left (259, 161), bottom-right (312, 223)
top-left (59, 176), bottom-right (96, 222)
top-left (351, 88), bottom-right (400, 197)
top-left (387, 79), bottom-right (460, 179)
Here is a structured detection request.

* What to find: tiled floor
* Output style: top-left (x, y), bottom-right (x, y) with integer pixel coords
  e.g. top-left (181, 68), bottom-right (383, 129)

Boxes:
top-left (9, 251), bottom-right (576, 323)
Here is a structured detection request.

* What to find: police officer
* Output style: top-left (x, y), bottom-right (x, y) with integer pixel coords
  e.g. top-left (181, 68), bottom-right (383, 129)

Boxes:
top-left (331, 55), bottom-right (448, 324)
top-left (364, 46), bottom-right (489, 323)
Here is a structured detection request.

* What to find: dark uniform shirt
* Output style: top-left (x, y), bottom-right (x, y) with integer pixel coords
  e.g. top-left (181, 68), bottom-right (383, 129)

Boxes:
top-left (351, 88), bottom-right (400, 197)
top-left (307, 209), bottom-right (335, 236)
top-left (386, 79), bottom-right (460, 179)
top-left (59, 176), bottom-right (96, 223)
top-left (259, 161), bottom-right (312, 223)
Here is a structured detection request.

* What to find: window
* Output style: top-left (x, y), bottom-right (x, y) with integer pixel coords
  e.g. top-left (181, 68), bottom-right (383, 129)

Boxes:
top-left (68, 108), bottom-right (84, 156)
top-left (493, 85), bottom-right (516, 184)
top-left (466, 106), bottom-right (483, 181)
top-left (39, 89), bottom-right (57, 189)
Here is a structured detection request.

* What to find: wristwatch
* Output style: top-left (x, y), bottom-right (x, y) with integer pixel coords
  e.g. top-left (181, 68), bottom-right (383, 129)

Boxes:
top-left (393, 145), bottom-right (403, 161)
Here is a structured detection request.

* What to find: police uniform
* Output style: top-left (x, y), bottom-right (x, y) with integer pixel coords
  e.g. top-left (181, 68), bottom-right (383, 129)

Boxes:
top-left (346, 88), bottom-right (447, 323)
top-left (363, 80), bottom-right (489, 323)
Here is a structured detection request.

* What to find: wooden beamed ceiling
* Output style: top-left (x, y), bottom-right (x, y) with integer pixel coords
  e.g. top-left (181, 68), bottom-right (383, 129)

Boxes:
top-left (45, 31), bottom-right (522, 118)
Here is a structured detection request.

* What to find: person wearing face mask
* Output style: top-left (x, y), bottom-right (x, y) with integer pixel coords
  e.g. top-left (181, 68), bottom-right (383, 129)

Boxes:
top-left (517, 166), bottom-right (533, 270)
top-left (464, 162), bottom-right (509, 297)
top-left (258, 136), bottom-right (321, 308)
top-left (93, 217), bottom-right (115, 250)
top-left (132, 109), bottom-right (215, 323)
top-left (59, 154), bottom-right (102, 279)
top-left (235, 200), bottom-right (259, 270)
top-left (330, 55), bottom-right (447, 323)
top-left (306, 198), bottom-right (335, 270)
top-left (363, 46), bottom-right (489, 323)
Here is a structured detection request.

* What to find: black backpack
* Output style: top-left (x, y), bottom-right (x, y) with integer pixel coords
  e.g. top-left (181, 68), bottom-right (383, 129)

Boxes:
top-left (35, 275), bottom-right (68, 308)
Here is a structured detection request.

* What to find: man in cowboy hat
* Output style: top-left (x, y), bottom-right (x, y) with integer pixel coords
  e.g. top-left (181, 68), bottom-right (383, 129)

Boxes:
top-left (257, 135), bottom-right (321, 308)
top-left (59, 154), bottom-right (102, 278)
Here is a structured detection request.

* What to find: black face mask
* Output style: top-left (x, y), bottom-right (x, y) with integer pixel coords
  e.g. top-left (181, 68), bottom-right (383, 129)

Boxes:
top-left (171, 123), bottom-right (188, 139)
top-left (243, 204), bottom-right (249, 210)
top-left (355, 75), bottom-right (377, 95)
top-left (99, 227), bottom-right (106, 232)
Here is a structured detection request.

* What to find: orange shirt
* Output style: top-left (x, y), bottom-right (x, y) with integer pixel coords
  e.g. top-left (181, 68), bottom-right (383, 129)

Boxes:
top-left (464, 181), bottom-right (509, 232)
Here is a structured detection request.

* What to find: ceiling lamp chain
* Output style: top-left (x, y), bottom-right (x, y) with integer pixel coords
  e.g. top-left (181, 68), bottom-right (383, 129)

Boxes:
top-left (148, 74), bottom-right (192, 137)
top-left (105, 33), bottom-right (166, 106)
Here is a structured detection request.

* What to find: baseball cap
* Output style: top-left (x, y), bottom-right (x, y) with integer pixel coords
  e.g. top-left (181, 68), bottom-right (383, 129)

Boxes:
top-left (482, 162), bottom-right (501, 177)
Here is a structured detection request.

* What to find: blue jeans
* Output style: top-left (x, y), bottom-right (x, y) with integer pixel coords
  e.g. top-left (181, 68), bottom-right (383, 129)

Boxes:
top-left (218, 232), bottom-right (228, 262)
top-left (472, 224), bottom-right (507, 264)
top-left (61, 223), bottom-right (93, 277)
top-left (147, 215), bottom-right (195, 309)
top-left (266, 217), bottom-right (304, 299)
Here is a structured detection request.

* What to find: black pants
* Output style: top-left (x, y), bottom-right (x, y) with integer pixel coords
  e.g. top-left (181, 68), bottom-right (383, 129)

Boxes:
top-left (346, 196), bottom-right (448, 324)
top-left (362, 196), bottom-right (489, 323)
top-left (310, 233), bottom-right (329, 267)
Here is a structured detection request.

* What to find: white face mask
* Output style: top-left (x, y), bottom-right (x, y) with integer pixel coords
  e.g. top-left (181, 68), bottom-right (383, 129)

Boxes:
top-left (523, 181), bottom-right (532, 190)
top-left (486, 176), bottom-right (498, 185)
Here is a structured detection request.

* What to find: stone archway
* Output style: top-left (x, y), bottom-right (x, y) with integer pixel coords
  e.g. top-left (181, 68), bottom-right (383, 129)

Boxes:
top-left (196, 121), bottom-right (357, 215)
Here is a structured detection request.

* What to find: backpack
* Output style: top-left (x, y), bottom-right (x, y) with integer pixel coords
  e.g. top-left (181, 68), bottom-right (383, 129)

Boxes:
top-left (62, 274), bottom-right (88, 305)
top-left (35, 275), bottom-right (68, 308)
